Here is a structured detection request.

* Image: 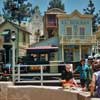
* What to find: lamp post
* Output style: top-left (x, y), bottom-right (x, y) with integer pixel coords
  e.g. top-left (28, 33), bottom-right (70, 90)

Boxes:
top-left (11, 31), bottom-right (16, 83)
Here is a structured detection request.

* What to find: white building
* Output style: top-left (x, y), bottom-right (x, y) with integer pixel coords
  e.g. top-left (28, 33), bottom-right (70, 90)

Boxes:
top-left (0, 15), bottom-right (5, 24)
top-left (28, 6), bottom-right (43, 44)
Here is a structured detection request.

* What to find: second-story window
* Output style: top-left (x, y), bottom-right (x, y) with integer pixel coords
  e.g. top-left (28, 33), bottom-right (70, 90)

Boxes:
top-left (80, 27), bottom-right (85, 38)
top-left (3, 29), bottom-right (11, 43)
top-left (66, 27), bottom-right (72, 38)
top-left (48, 16), bottom-right (56, 26)
top-left (22, 32), bottom-right (26, 44)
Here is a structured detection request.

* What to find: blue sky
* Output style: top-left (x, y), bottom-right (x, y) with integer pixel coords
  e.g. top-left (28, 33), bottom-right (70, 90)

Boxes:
top-left (0, 0), bottom-right (100, 15)
top-left (29, 0), bottom-right (100, 15)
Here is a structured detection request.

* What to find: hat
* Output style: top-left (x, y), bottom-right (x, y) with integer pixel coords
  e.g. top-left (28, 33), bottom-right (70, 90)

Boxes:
top-left (88, 56), bottom-right (93, 60)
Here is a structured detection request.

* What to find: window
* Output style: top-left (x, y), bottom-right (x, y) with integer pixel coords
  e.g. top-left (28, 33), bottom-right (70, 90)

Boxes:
top-left (22, 32), bottom-right (26, 44)
top-left (48, 16), bottom-right (56, 26)
top-left (66, 27), bottom-right (72, 38)
top-left (80, 27), bottom-right (85, 37)
top-left (3, 29), bottom-right (11, 42)
top-left (64, 49), bottom-right (73, 62)
top-left (66, 27), bottom-right (72, 35)
top-left (36, 15), bottom-right (38, 19)
top-left (40, 54), bottom-right (48, 61)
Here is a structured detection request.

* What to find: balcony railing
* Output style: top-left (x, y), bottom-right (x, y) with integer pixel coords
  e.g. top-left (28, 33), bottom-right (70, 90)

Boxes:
top-left (47, 22), bottom-right (57, 27)
top-left (60, 35), bottom-right (96, 45)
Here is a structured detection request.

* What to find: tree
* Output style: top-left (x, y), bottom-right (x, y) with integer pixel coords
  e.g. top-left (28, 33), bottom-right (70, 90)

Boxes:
top-left (83, 0), bottom-right (100, 32)
top-left (2, 0), bottom-right (32, 25)
top-left (48, 0), bottom-right (65, 11)
top-left (2, 0), bottom-right (32, 62)
top-left (32, 6), bottom-right (40, 14)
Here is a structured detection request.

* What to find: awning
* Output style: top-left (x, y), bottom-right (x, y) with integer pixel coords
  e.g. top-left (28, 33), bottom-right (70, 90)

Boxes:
top-left (26, 46), bottom-right (58, 54)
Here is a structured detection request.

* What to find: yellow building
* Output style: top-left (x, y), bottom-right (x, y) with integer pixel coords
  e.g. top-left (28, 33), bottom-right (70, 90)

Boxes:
top-left (0, 21), bottom-right (31, 63)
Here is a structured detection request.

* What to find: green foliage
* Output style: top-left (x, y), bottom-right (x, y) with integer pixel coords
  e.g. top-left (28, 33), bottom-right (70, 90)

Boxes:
top-left (48, 0), bottom-right (65, 11)
top-left (2, 0), bottom-right (32, 24)
top-left (32, 6), bottom-right (40, 14)
top-left (83, 0), bottom-right (100, 32)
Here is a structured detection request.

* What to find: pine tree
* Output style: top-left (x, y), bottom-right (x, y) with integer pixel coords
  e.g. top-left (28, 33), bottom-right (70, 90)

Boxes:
top-left (2, 0), bottom-right (32, 25)
top-left (83, 0), bottom-right (100, 32)
top-left (2, 0), bottom-right (32, 62)
top-left (48, 0), bottom-right (65, 11)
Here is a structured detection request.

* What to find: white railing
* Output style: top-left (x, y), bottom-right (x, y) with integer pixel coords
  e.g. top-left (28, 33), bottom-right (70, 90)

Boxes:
top-left (13, 64), bottom-right (65, 86)
top-left (60, 35), bottom-right (96, 44)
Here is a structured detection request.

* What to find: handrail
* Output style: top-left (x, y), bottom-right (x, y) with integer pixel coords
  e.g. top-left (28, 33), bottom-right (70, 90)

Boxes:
top-left (14, 64), bottom-right (64, 86)
top-left (60, 35), bottom-right (96, 38)
top-left (60, 35), bottom-right (96, 44)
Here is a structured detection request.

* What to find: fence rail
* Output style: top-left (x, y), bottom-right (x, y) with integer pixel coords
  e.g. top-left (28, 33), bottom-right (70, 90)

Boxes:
top-left (14, 64), bottom-right (65, 85)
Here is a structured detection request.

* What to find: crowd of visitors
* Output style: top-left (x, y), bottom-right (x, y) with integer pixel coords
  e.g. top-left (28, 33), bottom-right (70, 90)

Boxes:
top-left (61, 57), bottom-right (100, 98)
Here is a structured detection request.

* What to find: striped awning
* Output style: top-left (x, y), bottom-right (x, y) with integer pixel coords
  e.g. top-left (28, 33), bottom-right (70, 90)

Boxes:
top-left (27, 46), bottom-right (58, 50)
top-left (26, 46), bottom-right (58, 53)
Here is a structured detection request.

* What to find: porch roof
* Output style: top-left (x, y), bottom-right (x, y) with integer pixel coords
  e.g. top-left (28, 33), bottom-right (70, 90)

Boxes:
top-left (26, 46), bottom-right (58, 53)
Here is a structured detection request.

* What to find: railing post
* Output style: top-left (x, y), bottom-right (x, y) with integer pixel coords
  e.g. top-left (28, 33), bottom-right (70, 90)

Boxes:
top-left (79, 45), bottom-right (82, 60)
top-left (12, 40), bottom-right (15, 83)
top-left (61, 36), bottom-right (64, 62)
top-left (18, 64), bottom-right (20, 82)
top-left (40, 65), bottom-right (43, 86)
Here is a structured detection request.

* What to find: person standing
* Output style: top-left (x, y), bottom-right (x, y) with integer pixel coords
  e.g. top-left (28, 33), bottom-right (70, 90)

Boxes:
top-left (87, 58), bottom-right (94, 90)
top-left (89, 71), bottom-right (100, 98)
top-left (74, 59), bottom-right (89, 91)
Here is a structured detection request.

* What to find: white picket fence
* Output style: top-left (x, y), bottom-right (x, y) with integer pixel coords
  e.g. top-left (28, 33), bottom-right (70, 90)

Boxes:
top-left (13, 64), bottom-right (63, 85)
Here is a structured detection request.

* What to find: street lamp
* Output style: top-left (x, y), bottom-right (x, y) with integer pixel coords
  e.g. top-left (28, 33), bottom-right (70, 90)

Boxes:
top-left (11, 31), bottom-right (16, 83)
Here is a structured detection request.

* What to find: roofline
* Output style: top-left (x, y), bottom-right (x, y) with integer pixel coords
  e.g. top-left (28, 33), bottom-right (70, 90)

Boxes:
top-left (57, 10), bottom-right (93, 19)
top-left (0, 20), bottom-right (32, 35)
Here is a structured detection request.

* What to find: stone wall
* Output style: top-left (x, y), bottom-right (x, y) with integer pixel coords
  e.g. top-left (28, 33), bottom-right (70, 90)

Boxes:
top-left (0, 82), bottom-right (13, 100)
top-left (0, 82), bottom-right (99, 100)
top-left (8, 86), bottom-right (79, 100)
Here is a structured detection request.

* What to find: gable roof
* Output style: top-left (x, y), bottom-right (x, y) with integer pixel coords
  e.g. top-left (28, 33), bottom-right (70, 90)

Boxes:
top-left (0, 20), bottom-right (32, 34)
top-left (57, 10), bottom-right (93, 19)
top-left (45, 8), bottom-right (65, 14)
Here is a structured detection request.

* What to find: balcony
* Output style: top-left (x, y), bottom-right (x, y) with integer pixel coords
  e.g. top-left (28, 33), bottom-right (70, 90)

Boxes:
top-left (60, 35), bottom-right (96, 45)
top-left (46, 22), bottom-right (57, 27)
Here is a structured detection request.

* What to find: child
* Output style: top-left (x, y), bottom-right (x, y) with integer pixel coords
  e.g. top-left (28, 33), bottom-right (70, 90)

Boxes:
top-left (61, 64), bottom-right (78, 88)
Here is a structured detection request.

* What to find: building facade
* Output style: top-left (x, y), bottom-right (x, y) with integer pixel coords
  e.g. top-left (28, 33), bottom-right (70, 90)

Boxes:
top-left (28, 6), bottom-right (43, 44)
top-left (57, 10), bottom-right (96, 62)
top-left (44, 8), bottom-right (65, 39)
top-left (26, 10), bottom-right (97, 73)
top-left (0, 21), bottom-right (31, 64)
top-left (95, 26), bottom-right (100, 54)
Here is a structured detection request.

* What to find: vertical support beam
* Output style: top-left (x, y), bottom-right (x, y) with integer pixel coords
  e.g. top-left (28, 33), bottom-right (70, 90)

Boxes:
top-left (18, 64), bottom-right (20, 82)
top-left (16, 28), bottom-right (19, 63)
top-left (62, 36), bottom-right (64, 62)
top-left (96, 40), bottom-right (99, 54)
top-left (79, 45), bottom-right (82, 60)
top-left (40, 65), bottom-right (43, 86)
top-left (12, 41), bottom-right (15, 83)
